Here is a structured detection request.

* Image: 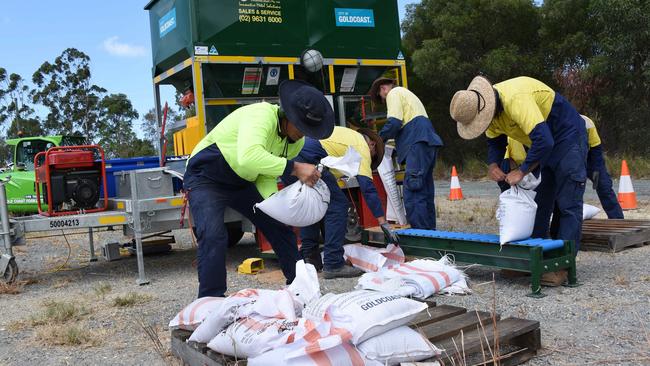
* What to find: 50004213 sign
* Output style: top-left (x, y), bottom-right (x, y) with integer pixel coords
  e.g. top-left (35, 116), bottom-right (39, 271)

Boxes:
top-left (49, 219), bottom-right (81, 228)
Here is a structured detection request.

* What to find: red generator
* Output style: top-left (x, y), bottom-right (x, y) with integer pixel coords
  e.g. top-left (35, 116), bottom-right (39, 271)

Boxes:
top-left (34, 145), bottom-right (108, 216)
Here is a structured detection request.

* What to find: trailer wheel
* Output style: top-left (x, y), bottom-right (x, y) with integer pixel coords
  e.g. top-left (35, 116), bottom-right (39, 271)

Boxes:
top-left (2, 258), bottom-right (18, 284)
top-left (227, 223), bottom-right (244, 247)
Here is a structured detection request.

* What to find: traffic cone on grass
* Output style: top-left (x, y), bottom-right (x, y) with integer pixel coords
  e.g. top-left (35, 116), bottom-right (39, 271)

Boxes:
top-left (448, 166), bottom-right (464, 200)
top-left (617, 160), bottom-right (637, 210)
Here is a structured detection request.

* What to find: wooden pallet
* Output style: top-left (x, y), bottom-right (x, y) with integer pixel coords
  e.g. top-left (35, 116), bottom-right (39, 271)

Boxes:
top-left (170, 302), bottom-right (541, 366)
top-left (581, 219), bottom-right (650, 252)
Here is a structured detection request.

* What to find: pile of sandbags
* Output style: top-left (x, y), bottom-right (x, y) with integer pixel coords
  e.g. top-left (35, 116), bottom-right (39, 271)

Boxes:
top-left (169, 262), bottom-right (442, 365)
top-left (356, 256), bottom-right (471, 299)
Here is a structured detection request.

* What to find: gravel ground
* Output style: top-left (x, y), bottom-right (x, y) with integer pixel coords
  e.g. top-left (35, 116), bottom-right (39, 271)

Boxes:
top-left (1, 181), bottom-right (649, 366)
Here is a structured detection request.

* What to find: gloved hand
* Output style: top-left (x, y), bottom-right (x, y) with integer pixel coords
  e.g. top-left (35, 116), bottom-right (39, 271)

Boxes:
top-left (380, 222), bottom-right (399, 245)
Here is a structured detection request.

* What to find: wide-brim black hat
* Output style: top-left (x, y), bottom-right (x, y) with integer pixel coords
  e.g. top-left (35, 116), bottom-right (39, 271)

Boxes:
top-left (279, 80), bottom-right (334, 140)
top-left (369, 77), bottom-right (396, 104)
top-left (356, 128), bottom-right (385, 170)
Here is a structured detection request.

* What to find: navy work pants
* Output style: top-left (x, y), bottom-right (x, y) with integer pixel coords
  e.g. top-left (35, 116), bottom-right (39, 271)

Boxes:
top-left (533, 144), bottom-right (587, 251)
top-left (188, 183), bottom-right (300, 298)
top-left (403, 142), bottom-right (438, 230)
top-left (298, 171), bottom-right (349, 271)
top-left (587, 146), bottom-right (623, 219)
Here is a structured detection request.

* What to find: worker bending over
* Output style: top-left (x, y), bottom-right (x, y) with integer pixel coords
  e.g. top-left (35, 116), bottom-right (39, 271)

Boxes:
top-left (450, 76), bottom-right (588, 251)
top-left (284, 126), bottom-right (396, 278)
top-left (369, 78), bottom-right (443, 230)
top-left (500, 116), bottom-right (623, 219)
top-left (184, 80), bottom-right (334, 297)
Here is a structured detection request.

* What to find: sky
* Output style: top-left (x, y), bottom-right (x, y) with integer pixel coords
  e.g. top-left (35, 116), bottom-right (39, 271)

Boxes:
top-left (0, 0), bottom-right (420, 136)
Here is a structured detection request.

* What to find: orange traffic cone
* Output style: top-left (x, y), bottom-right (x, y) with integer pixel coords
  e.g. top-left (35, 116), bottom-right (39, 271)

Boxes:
top-left (617, 160), bottom-right (637, 210)
top-left (449, 166), bottom-right (464, 200)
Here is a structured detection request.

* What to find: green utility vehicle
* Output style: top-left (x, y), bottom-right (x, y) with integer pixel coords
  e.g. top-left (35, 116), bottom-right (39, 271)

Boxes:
top-left (0, 136), bottom-right (86, 213)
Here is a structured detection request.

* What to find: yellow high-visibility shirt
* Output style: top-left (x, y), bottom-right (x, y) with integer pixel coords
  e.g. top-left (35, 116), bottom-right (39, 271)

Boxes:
top-left (505, 115), bottom-right (602, 165)
top-left (386, 86), bottom-right (428, 126)
top-left (504, 138), bottom-right (527, 165)
top-left (319, 126), bottom-right (373, 179)
top-left (582, 115), bottom-right (602, 148)
top-left (486, 77), bottom-right (556, 148)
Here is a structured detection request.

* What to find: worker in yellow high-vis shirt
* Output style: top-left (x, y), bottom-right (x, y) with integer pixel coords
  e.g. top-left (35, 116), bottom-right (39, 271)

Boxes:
top-left (500, 115), bottom-right (623, 219)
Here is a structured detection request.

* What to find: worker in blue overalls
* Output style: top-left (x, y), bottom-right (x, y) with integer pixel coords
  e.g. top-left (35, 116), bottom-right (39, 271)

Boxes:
top-left (283, 126), bottom-right (395, 278)
top-left (450, 76), bottom-right (588, 258)
top-left (184, 80), bottom-right (334, 298)
top-left (369, 78), bottom-right (443, 230)
top-left (501, 116), bottom-right (623, 219)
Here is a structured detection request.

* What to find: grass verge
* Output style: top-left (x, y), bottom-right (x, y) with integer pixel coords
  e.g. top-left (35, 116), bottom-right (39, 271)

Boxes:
top-left (112, 292), bottom-right (152, 307)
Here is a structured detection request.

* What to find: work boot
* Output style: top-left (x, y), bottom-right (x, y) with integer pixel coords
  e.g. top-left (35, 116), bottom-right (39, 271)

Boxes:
top-left (541, 270), bottom-right (568, 287)
top-left (303, 250), bottom-right (323, 272)
top-left (323, 264), bottom-right (363, 279)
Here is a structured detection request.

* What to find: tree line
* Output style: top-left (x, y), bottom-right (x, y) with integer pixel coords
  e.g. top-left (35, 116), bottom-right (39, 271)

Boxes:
top-left (0, 48), bottom-right (158, 162)
top-left (402, 0), bottom-right (650, 167)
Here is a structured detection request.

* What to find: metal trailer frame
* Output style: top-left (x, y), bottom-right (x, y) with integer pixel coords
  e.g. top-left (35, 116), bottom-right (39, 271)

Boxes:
top-left (0, 170), bottom-right (250, 285)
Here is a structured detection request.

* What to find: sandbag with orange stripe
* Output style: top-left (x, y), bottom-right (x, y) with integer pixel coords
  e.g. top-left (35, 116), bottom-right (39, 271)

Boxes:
top-left (343, 243), bottom-right (405, 273)
top-left (169, 297), bottom-right (225, 331)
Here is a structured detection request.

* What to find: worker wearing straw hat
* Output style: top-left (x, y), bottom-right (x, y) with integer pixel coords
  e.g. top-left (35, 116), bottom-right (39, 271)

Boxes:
top-left (500, 115), bottom-right (623, 219)
top-left (283, 126), bottom-right (394, 278)
top-left (369, 78), bottom-right (443, 230)
top-left (450, 76), bottom-right (588, 251)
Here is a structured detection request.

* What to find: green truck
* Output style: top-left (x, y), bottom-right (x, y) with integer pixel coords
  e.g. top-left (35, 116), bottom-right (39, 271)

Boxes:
top-left (0, 136), bottom-right (86, 214)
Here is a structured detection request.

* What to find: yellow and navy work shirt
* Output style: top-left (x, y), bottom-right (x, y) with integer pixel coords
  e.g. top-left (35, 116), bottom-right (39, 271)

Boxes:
top-left (485, 76), bottom-right (585, 172)
top-left (297, 127), bottom-right (385, 218)
top-left (504, 137), bottom-right (528, 165)
top-left (320, 127), bottom-right (373, 179)
top-left (504, 116), bottom-right (601, 165)
top-left (187, 102), bottom-right (303, 198)
top-left (583, 115), bottom-right (601, 148)
top-left (486, 77), bottom-right (555, 146)
top-left (386, 86), bottom-right (429, 126)
top-left (379, 87), bottom-right (443, 163)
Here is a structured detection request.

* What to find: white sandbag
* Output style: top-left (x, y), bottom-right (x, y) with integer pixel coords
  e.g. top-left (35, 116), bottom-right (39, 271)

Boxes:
top-left (356, 257), bottom-right (470, 299)
top-left (320, 146), bottom-right (362, 178)
top-left (496, 177), bottom-right (538, 244)
top-left (303, 290), bottom-right (427, 344)
top-left (377, 146), bottom-right (408, 225)
top-left (189, 288), bottom-right (297, 343)
top-left (248, 317), bottom-right (381, 366)
top-left (248, 341), bottom-right (381, 366)
top-left (287, 260), bottom-right (321, 311)
top-left (207, 314), bottom-right (299, 358)
top-left (343, 243), bottom-right (405, 272)
top-left (518, 171), bottom-right (542, 190)
top-left (255, 179), bottom-right (330, 227)
top-left (358, 326), bottom-right (442, 365)
top-left (583, 203), bottom-right (601, 220)
top-left (169, 297), bottom-right (225, 331)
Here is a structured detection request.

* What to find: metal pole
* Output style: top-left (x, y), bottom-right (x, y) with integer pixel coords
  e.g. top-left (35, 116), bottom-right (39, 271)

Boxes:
top-left (130, 172), bottom-right (149, 285)
top-left (0, 178), bottom-right (13, 257)
top-left (88, 227), bottom-right (97, 262)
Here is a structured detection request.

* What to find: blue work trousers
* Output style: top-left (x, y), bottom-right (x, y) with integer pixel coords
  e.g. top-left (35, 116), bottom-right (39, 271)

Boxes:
top-left (403, 142), bottom-right (438, 230)
top-left (587, 146), bottom-right (624, 219)
top-left (188, 183), bottom-right (300, 298)
top-left (298, 171), bottom-right (349, 271)
top-left (533, 144), bottom-right (587, 251)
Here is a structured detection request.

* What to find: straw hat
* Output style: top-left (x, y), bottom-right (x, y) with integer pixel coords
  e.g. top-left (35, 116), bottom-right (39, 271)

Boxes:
top-left (449, 76), bottom-right (496, 140)
top-left (368, 78), bottom-right (396, 104)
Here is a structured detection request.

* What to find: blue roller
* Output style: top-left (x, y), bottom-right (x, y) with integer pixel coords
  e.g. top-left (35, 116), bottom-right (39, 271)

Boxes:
top-left (396, 229), bottom-right (564, 251)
